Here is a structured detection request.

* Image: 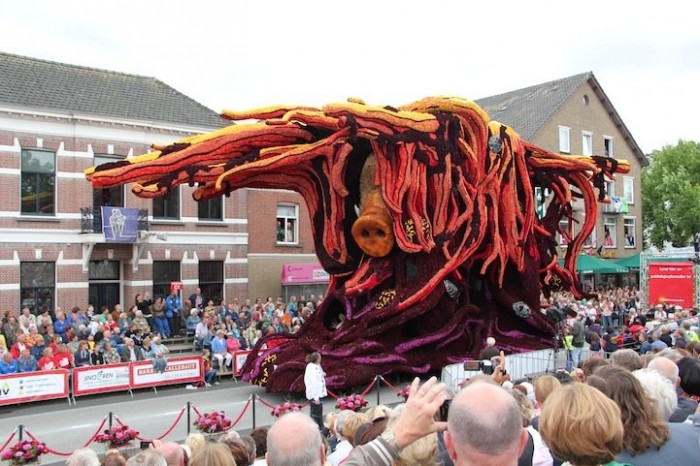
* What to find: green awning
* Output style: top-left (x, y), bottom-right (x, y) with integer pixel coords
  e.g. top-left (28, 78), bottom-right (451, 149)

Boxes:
top-left (615, 253), bottom-right (640, 270)
top-left (559, 255), bottom-right (630, 274)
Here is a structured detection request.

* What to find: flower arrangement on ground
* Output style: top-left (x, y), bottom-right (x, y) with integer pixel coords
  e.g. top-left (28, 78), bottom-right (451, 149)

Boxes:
top-left (335, 393), bottom-right (368, 412)
top-left (94, 425), bottom-right (139, 448)
top-left (271, 401), bottom-right (302, 417)
top-left (193, 410), bottom-right (232, 434)
top-left (397, 385), bottom-right (411, 401)
top-left (1, 439), bottom-right (49, 465)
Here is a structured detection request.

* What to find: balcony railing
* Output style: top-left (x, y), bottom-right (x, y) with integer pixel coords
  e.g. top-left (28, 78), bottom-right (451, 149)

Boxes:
top-left (80, 207), bottom-right (149, 235)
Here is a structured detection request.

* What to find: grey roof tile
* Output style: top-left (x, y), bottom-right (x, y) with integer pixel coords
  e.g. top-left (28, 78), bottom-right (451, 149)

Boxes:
top-left (0, 51), bottom-right (226, 129)
top-left (475, 72), bottom-right (591, 140)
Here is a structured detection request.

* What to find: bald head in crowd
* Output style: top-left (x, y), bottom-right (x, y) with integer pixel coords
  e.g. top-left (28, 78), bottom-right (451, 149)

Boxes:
top-left (648, 356), bottom-right (680, 386)
top-left (444, 381), bottom-right (528, 466)
top-left (154, 441), bottom-right (185, 466)
top-left (266, 412), bottom-right (324, 466)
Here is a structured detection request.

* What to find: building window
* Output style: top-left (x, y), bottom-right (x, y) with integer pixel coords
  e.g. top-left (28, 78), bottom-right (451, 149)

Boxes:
top-left (21, 149), bottom-right (56, 215)
top-left (558, 126), bottom-right (571, 153)
top-left (624, 218), bottom-right (636, 248)
top-left (152, 261), bottom-right (181, 299)
top-left (198, 196), bottom-right (223, 221)
top-left (198, 261), bottom-right (224, 304)
top-left (93, 155), bottom-right (124, 208)
top-left (582, 131), bottom-right (593, 156)
top-left (153, 187), bottom-right (180, 220)
top-left (604, 136), bottom-right (614, 157)
top-left (583, 219), bottom-right (597, 251)
top-left (276, 204), bottom-right (299, 244)
top-left (604, 217), bottom-right (617, 248)
top-left (20, 262), bottom-right (55, 313)
top-left (558, 219), bottom-right (572, 247)
top-left (623, 177), bottom-right (634, 204)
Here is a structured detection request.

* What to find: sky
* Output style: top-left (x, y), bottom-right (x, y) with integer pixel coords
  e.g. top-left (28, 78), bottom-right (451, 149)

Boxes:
top-left (1, 0), bottom-right (699, 155)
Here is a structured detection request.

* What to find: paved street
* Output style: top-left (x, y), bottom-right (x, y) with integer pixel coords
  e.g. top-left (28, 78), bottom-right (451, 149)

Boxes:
top-left (0, 377), bottom-right (403, 465)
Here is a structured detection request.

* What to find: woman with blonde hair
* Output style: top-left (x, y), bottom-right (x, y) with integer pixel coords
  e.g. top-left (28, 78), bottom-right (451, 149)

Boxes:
top-left (539, 383), bottom-right (624, 466)
top-left (189, 442), bottom-right (236, 466)
top-left (530, 374), bottom-right (560, 430)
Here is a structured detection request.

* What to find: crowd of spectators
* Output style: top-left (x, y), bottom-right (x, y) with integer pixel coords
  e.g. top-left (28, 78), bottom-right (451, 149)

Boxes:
top-left (5, 285), bottom-right (700, 465)
top-left (0, 289), bottom-right (323, 377)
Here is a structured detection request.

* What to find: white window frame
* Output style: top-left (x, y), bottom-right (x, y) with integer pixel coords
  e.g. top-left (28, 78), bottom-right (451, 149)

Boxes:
top-left (558, 126), bottom-right (571, 153)
top-left (623, 176), bottom-right (634, 204)
top-left (604, 216), bottom-right (617, 249)
top-left (582, 214), bottom-right (598, 250)
top-left (603, 136), bottom-right (614, 157)
top-left (558, 219), bottom-right (572, 247)
top-left (582, 131), bottom-right (593, 156)
top-left (623, 217), bottom-right (636, 248)
top-left (276, 204), bottom-right (299, 245)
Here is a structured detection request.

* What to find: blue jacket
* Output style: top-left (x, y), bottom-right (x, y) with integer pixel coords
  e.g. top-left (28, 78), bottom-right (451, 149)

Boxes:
top-left (0, 358), bottom-right (19, 374)
top-left (17, 355), bottom-right (37, 372)
top-left (165, 295), bottom-right (181, 317)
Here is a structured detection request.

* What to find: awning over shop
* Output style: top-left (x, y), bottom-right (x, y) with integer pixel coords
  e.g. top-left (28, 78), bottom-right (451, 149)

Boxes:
top-left (615, 253), bottom-right (640, 270)
top-left (281, 263), bottom-right (330, 285)
top-left (559, 255), bottom-right (630, 274)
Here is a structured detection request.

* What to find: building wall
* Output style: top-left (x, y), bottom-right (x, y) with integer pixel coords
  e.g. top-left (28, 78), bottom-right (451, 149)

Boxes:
top-left (531, 80), bottom-right (644, 260)
top-left (246, 189), bottom-right (322, 300)
top-left (0, 111), bottom-right (252, 315)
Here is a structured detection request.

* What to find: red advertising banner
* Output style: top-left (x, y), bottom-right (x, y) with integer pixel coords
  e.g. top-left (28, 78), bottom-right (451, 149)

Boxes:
top-left (648, 262), bottom-right (694, 308)
top-left (73, 363), bottom-right (131, 396)
top-left (0, 370), bottom-right (70, 406)
top-left (129, 356), bottom-right (203, 389)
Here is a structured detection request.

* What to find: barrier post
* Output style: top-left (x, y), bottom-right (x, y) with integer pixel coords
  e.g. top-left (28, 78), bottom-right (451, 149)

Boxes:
top-left (375, 375), bottom-right (381, 406)
top-left (186, 402), bottom-right (191, 435)
top-left (108, 412), bottom-right (113, 429)
top-left (251, 393), bottom-right (257, 429)
top-left (18, 425), bottom-right (24, 442)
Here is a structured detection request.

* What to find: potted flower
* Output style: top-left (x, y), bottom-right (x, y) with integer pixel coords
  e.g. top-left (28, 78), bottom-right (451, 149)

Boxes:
top-left (94, 425), bottom-right (139, 449)
top-left (193, 410), bottom-right (232, 434)
top-left (271, 401), bottom-right (302, 417)
top-left (1, 439), bottom-right (49, 465)
top-left (335, 393), bottom-right (368, 412)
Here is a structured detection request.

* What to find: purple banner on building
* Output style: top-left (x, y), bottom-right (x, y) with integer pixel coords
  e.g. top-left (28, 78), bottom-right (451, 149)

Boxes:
top-left (101, 207), bottom-right (138, 243)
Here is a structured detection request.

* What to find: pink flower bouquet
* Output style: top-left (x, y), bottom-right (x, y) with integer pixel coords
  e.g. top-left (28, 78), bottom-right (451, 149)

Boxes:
top-left (1, 439), bottom-right (49, 465)
top-left (271, 401), bottom-right (302, 417)
top-left (95, 425), bottom-right (139, 448)
top-left (193, 410), bottom-right (232, 433)
top-left (335, 393), bottom-right (368, 412)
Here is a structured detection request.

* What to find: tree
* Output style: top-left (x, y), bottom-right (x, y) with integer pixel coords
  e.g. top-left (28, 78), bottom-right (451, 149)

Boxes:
top-left (642, 140), bottom-right (700, 249)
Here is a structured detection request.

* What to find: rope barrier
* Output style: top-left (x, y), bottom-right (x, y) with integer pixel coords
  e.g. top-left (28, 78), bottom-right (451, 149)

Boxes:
top-left (379, 376), bottom-right (402, 393)
top-left (0, 429), bottom-right (17, 453)
top-left (255, 396), bottom-right (277, 409)
top-left (326, 389), bottom-right (339, 399)
top-left (226, 396), bottom-right (252, 429)
top-left (359, 377), bottom-right (377, 396)
top-left (123, 406), bottom-right (186, 441)
top-left (25, 428), bottom-right (73, 457)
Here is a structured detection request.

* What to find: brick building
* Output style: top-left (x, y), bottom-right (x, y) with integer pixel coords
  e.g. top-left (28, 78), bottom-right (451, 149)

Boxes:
top-left (0, 52), bottom-right (318, 315)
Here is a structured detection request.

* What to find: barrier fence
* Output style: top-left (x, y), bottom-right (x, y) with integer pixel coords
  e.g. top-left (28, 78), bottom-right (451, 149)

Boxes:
top-left (0, 375), bottom-right (407, 457)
